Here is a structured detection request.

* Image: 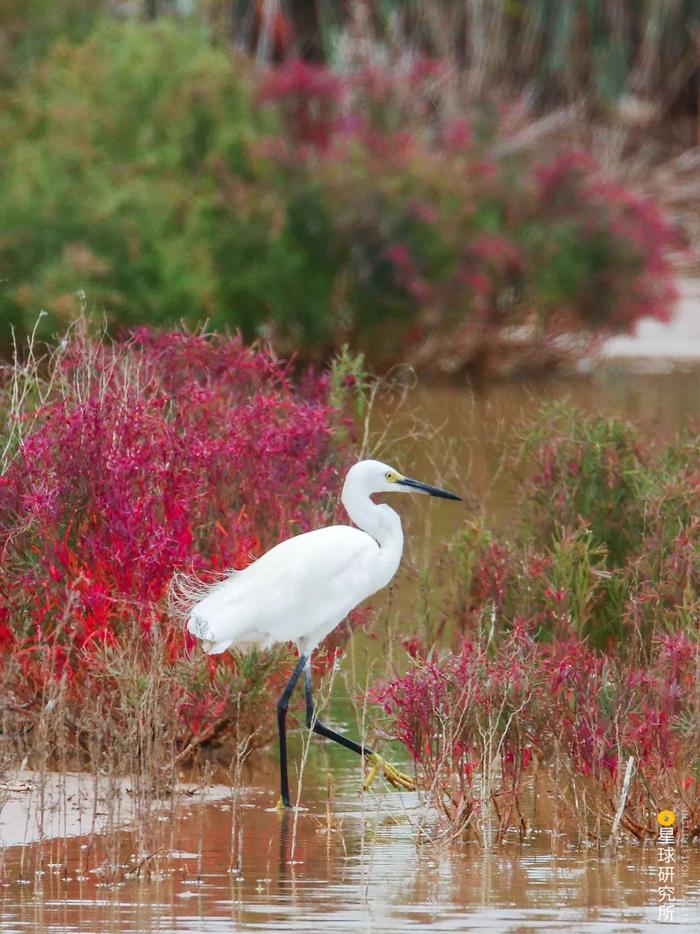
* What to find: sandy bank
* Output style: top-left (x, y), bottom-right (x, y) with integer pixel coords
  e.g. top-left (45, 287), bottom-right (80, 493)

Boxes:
top-left (0, 771), bottom-right (232, 848)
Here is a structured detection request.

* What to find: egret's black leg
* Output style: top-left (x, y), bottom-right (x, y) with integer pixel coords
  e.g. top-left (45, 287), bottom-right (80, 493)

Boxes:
top-left (304, 664), bottom-right (373, 757)
top-left (303, 664), bottom-right (415, 792)
top-left (277, 654), bottom-right (307, 808)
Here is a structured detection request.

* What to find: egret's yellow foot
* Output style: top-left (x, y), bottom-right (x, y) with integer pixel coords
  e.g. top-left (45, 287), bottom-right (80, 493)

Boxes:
top-left (275, 797), bottom-right (288, 813)
top-left (363, 752), bottom-right (415, 792)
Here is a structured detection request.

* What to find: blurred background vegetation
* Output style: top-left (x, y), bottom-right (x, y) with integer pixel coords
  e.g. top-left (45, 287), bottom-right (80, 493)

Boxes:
top-left (0, 1), bottom-right (697, 375)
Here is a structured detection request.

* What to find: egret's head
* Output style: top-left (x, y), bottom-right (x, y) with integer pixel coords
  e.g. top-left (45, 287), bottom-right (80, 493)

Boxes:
top-left (344, 459), bottom-right (461, 500)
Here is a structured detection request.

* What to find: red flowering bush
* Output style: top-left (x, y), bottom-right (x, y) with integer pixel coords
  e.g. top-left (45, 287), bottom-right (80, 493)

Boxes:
top-left (0, 23), bottom-right (679, 375)
top-left (255, 59), bottom-right (679, 374)
top-left (0, 327), bottom-right (353, 769)
top-left (372, 404), bottom-right (700, 841)
top-left (373, 628), bottom-right (698, 842)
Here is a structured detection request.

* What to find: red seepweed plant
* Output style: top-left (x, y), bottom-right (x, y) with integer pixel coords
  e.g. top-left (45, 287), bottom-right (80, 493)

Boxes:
top-left (372, 404), bottom-right (700, 846)
top-left (0, 326), bottom-right (354, 776)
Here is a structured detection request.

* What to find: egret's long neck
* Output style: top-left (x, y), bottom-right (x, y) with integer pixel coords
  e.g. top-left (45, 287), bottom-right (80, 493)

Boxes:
top-left (341, 481), bottom-right (403, 556)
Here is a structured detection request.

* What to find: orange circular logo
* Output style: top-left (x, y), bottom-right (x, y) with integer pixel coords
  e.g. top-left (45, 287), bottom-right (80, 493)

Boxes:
top-left (657, 810), bottom-right (675, 827)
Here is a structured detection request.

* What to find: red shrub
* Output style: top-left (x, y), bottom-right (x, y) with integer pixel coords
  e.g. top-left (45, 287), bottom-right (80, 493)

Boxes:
top-left (373, 630), bottom-right (698, 839)
top-left (0, 328), bottom-right (353, 759)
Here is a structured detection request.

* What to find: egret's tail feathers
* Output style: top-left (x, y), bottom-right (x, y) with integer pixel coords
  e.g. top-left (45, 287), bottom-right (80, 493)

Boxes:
top-left (172, 566), bottom-right (262, 655)
top-left (201, 638), bottom-right (233, 655)
top-left (168, 568), bottom-right (235, 620)
top-left (186, 612), bottom-right (233, 654)
top-left (186, 612), bottom-right (212, 641)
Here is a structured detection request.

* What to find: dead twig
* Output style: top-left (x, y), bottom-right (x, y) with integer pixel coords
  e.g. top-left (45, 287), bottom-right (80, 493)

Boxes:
top-left (605, 756), bottom-right (634, 857)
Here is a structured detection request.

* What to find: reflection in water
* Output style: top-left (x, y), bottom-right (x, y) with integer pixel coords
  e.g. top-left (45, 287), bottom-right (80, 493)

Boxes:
top-left (1, 766), bottom-right (699, 932)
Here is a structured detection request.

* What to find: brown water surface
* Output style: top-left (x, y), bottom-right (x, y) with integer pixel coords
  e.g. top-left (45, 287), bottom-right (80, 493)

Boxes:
top-left (1, 765), bottom-right (699, 932)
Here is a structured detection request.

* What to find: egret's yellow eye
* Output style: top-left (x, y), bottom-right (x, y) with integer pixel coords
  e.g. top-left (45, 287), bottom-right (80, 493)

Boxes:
top-left (385, 471), bottom-right (395, 482)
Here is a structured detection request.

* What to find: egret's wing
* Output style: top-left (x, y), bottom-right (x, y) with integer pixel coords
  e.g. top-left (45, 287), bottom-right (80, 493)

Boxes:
top-left (185, 526), bottom-right (379, 649)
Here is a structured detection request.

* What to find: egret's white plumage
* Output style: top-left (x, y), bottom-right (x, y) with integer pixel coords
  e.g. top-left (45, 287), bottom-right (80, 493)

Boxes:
top-left (180, 459), bottom-right (459, 658)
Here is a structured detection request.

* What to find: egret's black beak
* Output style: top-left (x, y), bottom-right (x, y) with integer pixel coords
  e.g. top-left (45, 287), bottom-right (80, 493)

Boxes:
top-left (398, 477), bottom-right (462, 501)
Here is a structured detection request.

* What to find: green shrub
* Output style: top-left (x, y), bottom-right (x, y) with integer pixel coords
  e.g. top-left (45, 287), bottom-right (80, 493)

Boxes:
top-left (0, 21), bottom-right (272, 346)
top-left (442, 403), bottom-right (700, 651)
top-left (0, 0), bottom-right (103, 86)
top-left (520, 401), bottom-right (645, 566)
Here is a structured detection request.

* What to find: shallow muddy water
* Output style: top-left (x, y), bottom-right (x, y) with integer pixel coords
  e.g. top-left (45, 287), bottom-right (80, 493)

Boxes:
top-left (4, 365), bottom-right (700, 932)
top-left (1, 763), bottom-right (699, 933)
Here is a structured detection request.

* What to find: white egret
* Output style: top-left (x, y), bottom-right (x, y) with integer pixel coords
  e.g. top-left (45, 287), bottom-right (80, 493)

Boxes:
top-left (179, 459), bottom-right (461, 807)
